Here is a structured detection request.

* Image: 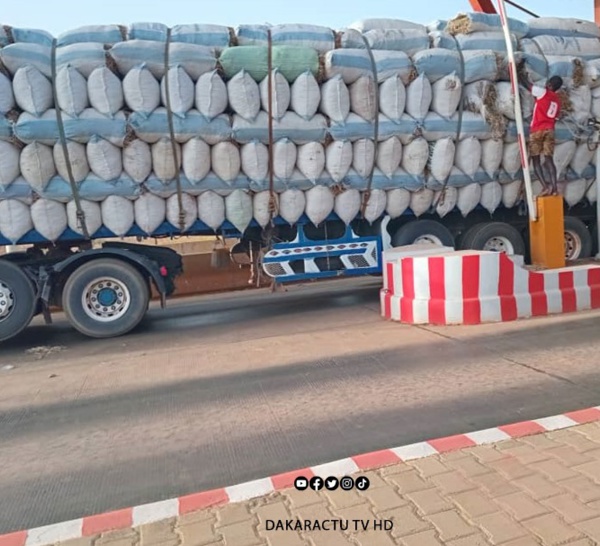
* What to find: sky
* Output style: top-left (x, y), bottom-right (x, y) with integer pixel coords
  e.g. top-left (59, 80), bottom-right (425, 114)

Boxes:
top-left (1, 0), bottom-right (595, 37)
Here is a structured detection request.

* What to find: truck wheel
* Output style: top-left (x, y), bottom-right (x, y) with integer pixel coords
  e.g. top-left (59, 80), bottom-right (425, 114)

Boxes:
top-left (460, 222), bottom-right (526, 256)
top-left (564, 216), bottom-right (592, 261)
top-left (0, 261), bottom-right (36, 343)
top-left (62, 258), bottom-right (150, 339)
top-left (391, 220), bottom-right (455, 248)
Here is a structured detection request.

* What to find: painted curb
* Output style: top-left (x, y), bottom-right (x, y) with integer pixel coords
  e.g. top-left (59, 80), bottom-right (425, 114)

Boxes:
top-left (381, 248), bottom-right (600, 325)
top-left (2, 406), bottom-right (600, 546)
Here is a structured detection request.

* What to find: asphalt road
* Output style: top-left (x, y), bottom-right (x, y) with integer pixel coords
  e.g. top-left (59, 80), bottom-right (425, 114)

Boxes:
top-left (2, 277), bottom-right (600, 533)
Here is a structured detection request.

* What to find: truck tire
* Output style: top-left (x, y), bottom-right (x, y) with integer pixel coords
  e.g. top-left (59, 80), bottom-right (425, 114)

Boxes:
top-left (564, 216), bottom-right (593, 261)
top-left (592, 223), bottom-right (598, 256)
top-left (391, 220), bottom-right (455, 248)
top-left (460, 222), bottom-right (526, 256)
top-left (62, 258), bottom-right (150, 339)
top-left (0, 261), bottom-right (36, 343)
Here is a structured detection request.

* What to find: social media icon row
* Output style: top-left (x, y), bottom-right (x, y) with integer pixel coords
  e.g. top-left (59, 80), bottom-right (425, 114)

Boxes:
top-left (294, 475), bottom-right (370, 492)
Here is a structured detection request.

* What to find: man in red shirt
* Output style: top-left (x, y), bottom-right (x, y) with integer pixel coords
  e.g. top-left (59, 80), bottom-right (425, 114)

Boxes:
top-left (519, 74), bottom-right (563, 196)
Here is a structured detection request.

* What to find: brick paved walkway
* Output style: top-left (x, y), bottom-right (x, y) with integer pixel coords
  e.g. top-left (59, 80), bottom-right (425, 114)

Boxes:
top-left (59, 423), bottom-right (600, 546)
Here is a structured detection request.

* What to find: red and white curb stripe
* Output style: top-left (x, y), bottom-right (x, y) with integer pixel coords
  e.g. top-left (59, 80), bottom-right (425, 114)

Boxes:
top-left (3, 407), bottom-right (600, 546)
top-left (381, 247), bottom-right (600, 325)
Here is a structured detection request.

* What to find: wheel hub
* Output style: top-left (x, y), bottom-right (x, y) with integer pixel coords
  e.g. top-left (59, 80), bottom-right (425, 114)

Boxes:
top-left (0, 281), bottom-right (15, 322)
top-left (414, 235), bottom-right (443, 245)
top-left (564, 231), bottom-right (581, 261)
top-left (483, 236), bottom-right (514, 254)
top-left (82, 278), bottom-right (131, 323)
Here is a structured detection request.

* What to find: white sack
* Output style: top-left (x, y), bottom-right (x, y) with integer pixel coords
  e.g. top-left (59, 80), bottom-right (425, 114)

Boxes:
top-left (31, 199), bottom-right (67, 241)
top-left (353, 139), bottom-right (375, 178)
top-left (123, 66), bottom-right (160, 115)
top-left (227, 70), bottom-right (260, 121)
top-left (379, 75), bottom-right (406, 121)
top-left (123, 139), bottom-right (152, 183)
top-left (570, 143), bottom-right (595, 176)
top-left (410, 188), bottom-right (433, 217)
top-left (305, 185), bottom-right (334, 226)
top-left (195, 70), bottom-right (228, 119)
top-left (297, 142), bottom-right (325, 182)
top-left (376, 137), bottom-right (403, 178)
top-left (67, 199), bottom-right (102, 236)
top-left (160, 66), bottom-right (195, 117)
top-left (320, 75), bottom-right (350, 123)
top-left (56, 65), bottom-right (89, 116)
top-left (167, 192), bottom-right (197, 231)
top-left (88, 67), bottom-right (124, 116)
top-left (564, 179), bottom-right (588, 207)
top-left (279, 188), bottom-right (306, 225)
top-left (429, 138), bottom-right (455, 182)
top-left (0, 200), bottom-right (33, 243)
top-left (435, 187), bottom-right (458, 218)
top-left (290, 71), bottom-right (321, 120)
top-left (101, 195), bottom-right (134, 236)
top-left (496, 82), bottom-right (534, 120)
top-left (334, 189), bottom-right (361, 225)
top-left (326, 141), bottom-right (353, 182)
top-left (152, 138), bottom-right (182, 182)
top-left (350, 76), bottom-right (377, 121)
top-left (455, 137), bottom-right (482, 178)
top-left (503, 142), bottom-right (522, 177)
top-left (554, 141), bottom-right (577, 180)
top-left (480, 181), bottom-right (502, 214)
top-left (53, 141), bottom-right (90, 183)
top-left (198, 190), bottom-right (225, 231)
top-left (431, 72), bottom-right (462, 118)
top-left (87, 136), bottom-right (122, 181)
top-left (182, 137), bottom-right (211, 182)
top-left (273, 139), bottom-right (297, 181)
top-left (481, 139), bottom-right (504, 178)
top-left (20, 142), bottom-right (56, 191)
top-left (212, 141), bottom-right (241, 182)
top-left (0, 141), bottom-right (21, 186)
top-left (260, 70), bottom-right (291, 120)
top-left (0, 72), bottom-right (15, 114)
top-left (405, 74), bottom-right (432, 120)
top-left (502, 179), bottom-right (523, 209)
top-left (386, 188), bottom-right (411, 218)
top-left (363, 189), bottom-right (387, 223)
top-left (241, 141), bottom-right (269, 182)
top-left (402, 138), bottom-right (429, 176)
top-left (586, 181), bottom-right (597, 204)
top-left (12, 65), bottom-right (53, 116)
top-left (457, 183), bottom-right (482, 217)
top-left (134, 192), bottom-right (166, 234)
top-left (253, 190), bottom-right (278, 228)
top-left (225, 189), bottom-right (253, 233)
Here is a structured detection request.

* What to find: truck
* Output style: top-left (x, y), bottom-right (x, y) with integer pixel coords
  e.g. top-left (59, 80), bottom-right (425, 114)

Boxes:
top-left (2, 189), bottom-right (598, 343)
top-left (1, 9), bottom-right (600, 343)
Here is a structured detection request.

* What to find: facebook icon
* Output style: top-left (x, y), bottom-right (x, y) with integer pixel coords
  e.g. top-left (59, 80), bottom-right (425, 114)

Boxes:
top-left (310, 476), bottom-right (323, 491)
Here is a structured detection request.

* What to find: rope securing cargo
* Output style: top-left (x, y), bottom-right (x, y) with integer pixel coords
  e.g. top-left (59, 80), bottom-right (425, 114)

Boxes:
top-left (50, 38), bottom-right (91, 239)
top-left (163, 27), bottom-right (186, 233)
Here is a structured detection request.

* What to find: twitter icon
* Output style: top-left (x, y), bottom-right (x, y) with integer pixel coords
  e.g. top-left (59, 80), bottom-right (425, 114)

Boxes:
top-left (325, 476), bottom-right (339, 491)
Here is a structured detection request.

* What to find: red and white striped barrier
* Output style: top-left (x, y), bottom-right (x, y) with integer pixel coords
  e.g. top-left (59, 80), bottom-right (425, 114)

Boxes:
top-left (381, 247), bottom-right (600, 325)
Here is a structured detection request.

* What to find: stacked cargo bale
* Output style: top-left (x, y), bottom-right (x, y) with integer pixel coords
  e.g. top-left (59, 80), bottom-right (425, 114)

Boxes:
top-left (0, 15), bottom-right (598, 245)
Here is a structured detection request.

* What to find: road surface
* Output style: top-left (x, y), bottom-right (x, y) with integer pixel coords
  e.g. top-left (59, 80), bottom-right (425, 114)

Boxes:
top-left (1, 278), bottom-right (600, 533)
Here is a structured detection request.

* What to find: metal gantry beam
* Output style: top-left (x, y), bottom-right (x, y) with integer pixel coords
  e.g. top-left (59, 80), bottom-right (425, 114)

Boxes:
top-left (470, 0), bottom-right (539, 17)
top-left (473, 0), bottom-right (600, 20)
top-left (469, 0), bottom-right (496, 12)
